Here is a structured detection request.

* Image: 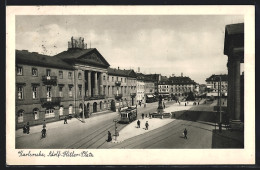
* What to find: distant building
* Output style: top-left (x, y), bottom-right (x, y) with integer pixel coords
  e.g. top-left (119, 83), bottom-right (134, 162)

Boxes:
top-left (168, 76), bottom-right (197, 97)
top-left (136, 73), bottom-right (156, 103)
top-left (205, 74), bottom-right (228, 96)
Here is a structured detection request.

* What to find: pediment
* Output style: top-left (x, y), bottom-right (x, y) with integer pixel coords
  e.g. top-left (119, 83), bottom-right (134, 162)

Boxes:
top-left (77, 49), bottom-right (110, 67)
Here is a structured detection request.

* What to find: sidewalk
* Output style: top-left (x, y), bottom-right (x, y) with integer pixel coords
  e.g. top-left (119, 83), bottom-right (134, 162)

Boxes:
top-left (16, 110), bottom-right (115, 138)
top-left (112, 117), bottom-right (175, 143)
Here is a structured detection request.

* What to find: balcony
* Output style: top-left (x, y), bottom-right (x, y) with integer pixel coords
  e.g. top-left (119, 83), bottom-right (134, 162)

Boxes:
top-left (84, 95), bottom-right (105, 101)
top-left (130, 93), bottom-right (136, 97)
top-left (40, 97), bottom-right (61, 108)
top-left (42, 76), bottom-right (57, 86)
top-left (115, 94), bottom-right (123, 100)
top-left (115, 81), bottom-right (121, 86)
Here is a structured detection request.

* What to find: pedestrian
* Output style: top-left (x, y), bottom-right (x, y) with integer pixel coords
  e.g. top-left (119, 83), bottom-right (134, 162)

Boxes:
top-left (198, 102), bottom-right (200, 105)
top-left (145, 121), bottom-right (149, 130)
top-left (145, 113), bottom-right (147, 118)
top-left (107, 131), bottom-right (112, 142)
top-left (43, 119), bottom-right (46, 128)
top-left (137, 120), bottom-right (140, 128)
top-left (185, 102), bottom-right (186, 106)
top-left (26, 122), bottom-right (30, 134)
top-left (163, 102), bottom-right (166, 109)
top-left (23, 125), bottom-right (27, 134)
top-left (41, 127), bottom-right (46, 138)
top-left (184, 128), bottom-right (188, 139)
top-left (144, 103), bottom-right (146, 108)
top-left (64, 116), bottom-right (68, 124)
top-left (142, 113), bottom-right (144, 119)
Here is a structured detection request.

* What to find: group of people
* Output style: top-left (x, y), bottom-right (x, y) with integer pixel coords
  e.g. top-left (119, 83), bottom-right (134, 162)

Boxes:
top-left (107, 127), bottom-right (119, 142)
top-left (137, 120), bottom-right (149, 130)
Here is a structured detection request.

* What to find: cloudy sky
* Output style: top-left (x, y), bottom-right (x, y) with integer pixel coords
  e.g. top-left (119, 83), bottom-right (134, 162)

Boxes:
top-left (16, 15), bottom-right (243, 84)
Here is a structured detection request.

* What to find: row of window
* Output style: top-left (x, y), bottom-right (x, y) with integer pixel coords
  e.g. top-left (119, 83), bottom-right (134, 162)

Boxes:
top-left (17, 85), bottom-right (74, 100)
top-left (17, 66), bottom-right (138, 84)
top-left (17, 105), bottom-right (73, 123)
top-left (17, 66), bottom-right (75, 79)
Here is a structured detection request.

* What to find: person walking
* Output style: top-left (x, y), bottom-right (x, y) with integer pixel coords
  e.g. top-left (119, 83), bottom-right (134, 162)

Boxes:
top-left (142, 113), bottom-right (144, 119)
top-left (41, 127), bottom-right (46, 138)
top-left (163, 102), bottom-right (166, 109)
top-left (185, 102), bottom-right (186, 106)
top-left (184, 128), bottom-right (188, 139)
top-left (145, 121), bottom-right (149, 130)
top-left (26, 122), bottom-right (30, 134)
top-left (64, 116), bottom-right (68, 124)
top-left (23, 125), bottom-right (27, 134)
top-left (43, 119), bottom-right (46, 128)
top-left (137, 120), bottom-right (140, 128)
top-left (107, 131), bottom-right (112, 142)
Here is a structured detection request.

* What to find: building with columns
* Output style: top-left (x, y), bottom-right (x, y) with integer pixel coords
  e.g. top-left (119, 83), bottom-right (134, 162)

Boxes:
top-left (224, 23), bottom-right (244, 127)
top-left (15, 37), bottom-right (137, 128)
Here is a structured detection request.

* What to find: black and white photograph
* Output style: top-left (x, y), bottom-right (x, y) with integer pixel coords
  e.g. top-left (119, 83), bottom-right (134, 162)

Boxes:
top-left (6, 6), bottom-right (255, 165)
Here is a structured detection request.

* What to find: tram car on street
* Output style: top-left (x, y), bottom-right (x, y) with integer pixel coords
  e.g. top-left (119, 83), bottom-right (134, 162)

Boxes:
top-left (119, 106), bottom-right (137, 124)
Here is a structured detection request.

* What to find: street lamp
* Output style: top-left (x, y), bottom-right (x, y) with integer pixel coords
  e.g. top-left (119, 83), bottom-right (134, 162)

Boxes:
top-left (215, 76), bottom-right (222, 132)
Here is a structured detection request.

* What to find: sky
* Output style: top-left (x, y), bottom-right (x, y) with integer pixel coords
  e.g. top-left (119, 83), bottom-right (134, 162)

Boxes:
top-left (15, 15), bottom-right (244, 84)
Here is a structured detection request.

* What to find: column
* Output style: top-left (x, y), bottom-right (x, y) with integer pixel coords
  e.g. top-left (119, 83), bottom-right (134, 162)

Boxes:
top-left (100, 73), bottom-right (103, 95)
top-left (233, 58), bottom-right (241, 120)
top-left (88, 71), bottom-right (91, 97)
top-left (95, 72), bottom-right (98, 96)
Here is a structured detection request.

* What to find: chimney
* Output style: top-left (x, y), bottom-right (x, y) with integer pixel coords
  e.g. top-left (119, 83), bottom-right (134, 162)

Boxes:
top-left (118, 67), bottom-right (119, 70)
top-left (181, 73), bottom-right (183, 77)
top-left (138, 67), bottom-right (140, 73)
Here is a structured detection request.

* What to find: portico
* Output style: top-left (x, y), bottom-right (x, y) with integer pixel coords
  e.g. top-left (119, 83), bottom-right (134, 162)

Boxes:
top-left (224, 23), bottom-right (244, 129)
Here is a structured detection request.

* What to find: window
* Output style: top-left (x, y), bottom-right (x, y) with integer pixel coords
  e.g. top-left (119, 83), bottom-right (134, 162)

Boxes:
top-left (112, 77), bottom-right (114, 82)
top-left (117, 77), bottom-right (118, 81)
top-left (33, 108), bottom-right (39, 120)
top-left (59, 106), bottom-right (63, 116)
top-left (59, 71), bottom-right (63, 79)
top-left (69, 86), bottom-right (73, 97)
top-left (112, 86), bottom-right (114, 94)
top-left (69, 105), bottom-right (73, 114)
top-left (78, 72), bottom-right (82, 80)
top-left (47, 86), bottom-right (52, 101)
top-left (125, 78), bottom-right (127, 82)
top-left (17, 66), bottom-right (23, 75)
top-left (32, 68), bottom-right (38, 76)
top-left (121, 78), bottom-right (123, 82)
top-left (59, 86), bottom-right (63, 97)
top-left (17, 86), bottom-right (23, 99)
top-left (68, 72), bottom-right (72, 79)
top-left (107, 76), bottom-right (109, 81)
top-left (32, 86), bottom-right (37, 99)
top-left (46, 69), bottom-right (51, 76)
top-left (125, 87), bottom-right (127, 94)
top-left (103, 75), bottom-right (106, 81)
top-left (78, 85), bottom-right (82, 96)
top-left (108, 86), bottom-right (110, 95)
top-left (45, 108), bottom-right (55, 118)
top-left (17, 110), bottom-right (24, 123)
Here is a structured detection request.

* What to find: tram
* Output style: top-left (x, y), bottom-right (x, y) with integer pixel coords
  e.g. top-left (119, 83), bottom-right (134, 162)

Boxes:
top-left (119, 106), bottom-right (137, 124)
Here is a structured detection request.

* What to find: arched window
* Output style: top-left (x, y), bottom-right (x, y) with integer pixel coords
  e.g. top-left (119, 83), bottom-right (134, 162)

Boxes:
top-left (33, 108), bottom-right (39, 120)
top-left (59, 106), bottom-right (64, 116)
top-left (45, 108), bottom-right (55, 118)
top-left (17, 110), bottom-right (24, 123)
top-left (69, 105), bottom-right (73, 114)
